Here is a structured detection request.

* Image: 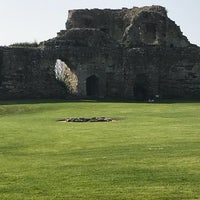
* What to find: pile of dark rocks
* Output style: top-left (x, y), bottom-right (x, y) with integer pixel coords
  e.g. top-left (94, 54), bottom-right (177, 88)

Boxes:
top-left (65, 117), bottom-right (112, 122)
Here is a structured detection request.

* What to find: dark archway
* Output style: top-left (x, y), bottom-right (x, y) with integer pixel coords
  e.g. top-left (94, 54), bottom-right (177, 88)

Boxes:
top-left (133, 74), bottom-right (149, 101)
top-left (86, 75), bottom-right (99, 96)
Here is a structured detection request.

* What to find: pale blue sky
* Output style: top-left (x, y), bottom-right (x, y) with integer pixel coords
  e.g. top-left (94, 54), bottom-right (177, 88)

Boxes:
top-left (0, 0), bottom-right (199, 46)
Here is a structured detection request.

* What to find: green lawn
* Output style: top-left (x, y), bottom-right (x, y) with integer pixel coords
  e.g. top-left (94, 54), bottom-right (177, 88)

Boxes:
top-left (0, 100), bottom-right (199, 200)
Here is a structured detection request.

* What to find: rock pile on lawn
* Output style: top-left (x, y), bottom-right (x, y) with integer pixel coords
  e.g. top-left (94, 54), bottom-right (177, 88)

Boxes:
top-left (65, 117), bottom-right (112, 122)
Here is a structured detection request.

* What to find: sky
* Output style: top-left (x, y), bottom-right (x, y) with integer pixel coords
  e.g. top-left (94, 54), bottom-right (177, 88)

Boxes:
top-left (0, 0), bottom-right (199, 46)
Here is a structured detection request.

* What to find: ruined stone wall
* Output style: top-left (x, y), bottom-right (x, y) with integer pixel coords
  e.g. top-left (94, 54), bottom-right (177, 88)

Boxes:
top-left (52, 6), bottom-right (200, 100)
top-left (45, 26), bottom-right (124, 98)
top-left (0, 47), bottom-right (66, 99)
top-left (65, 8), bottom-right (129, 42)
top-left (123, 46), bottom-right (200, 99)
top-left (159, 47), bottom-right (200, 98)
top-left (0, 50), bottom-right (3, 86)
top-left (0, 6), bottom-right (200, 100)
top-left (64, 6), bottom-right (190, 48)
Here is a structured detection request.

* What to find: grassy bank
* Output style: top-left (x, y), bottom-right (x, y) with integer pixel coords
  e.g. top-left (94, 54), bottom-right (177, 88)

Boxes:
top-left (0, 100), bottom-right (199, 199)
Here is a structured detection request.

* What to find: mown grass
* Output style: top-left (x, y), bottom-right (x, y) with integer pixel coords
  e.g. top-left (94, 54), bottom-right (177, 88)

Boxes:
top-left (0, 100), bottom-right (199, 200)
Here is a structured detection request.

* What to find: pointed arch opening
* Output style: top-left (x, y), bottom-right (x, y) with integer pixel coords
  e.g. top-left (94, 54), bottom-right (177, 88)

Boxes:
top-left (86, 75), bottom-right (99, 96)
top-left (133, 73), bottom-right (149, 100)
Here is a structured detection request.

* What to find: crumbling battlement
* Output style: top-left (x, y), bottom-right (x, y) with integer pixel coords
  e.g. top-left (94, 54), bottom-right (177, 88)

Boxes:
top-left (0, 6), bottom-right (200, 100)
top-left (62, 6), bottom-right (189, 48)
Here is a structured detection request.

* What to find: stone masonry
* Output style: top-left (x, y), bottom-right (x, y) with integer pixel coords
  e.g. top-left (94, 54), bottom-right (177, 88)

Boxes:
top-left (0, 6), bottom-right (200, 100)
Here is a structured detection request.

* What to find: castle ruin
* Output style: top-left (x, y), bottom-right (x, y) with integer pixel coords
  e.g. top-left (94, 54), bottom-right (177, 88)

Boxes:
top-left (0, 6), bottom-right (200, 100)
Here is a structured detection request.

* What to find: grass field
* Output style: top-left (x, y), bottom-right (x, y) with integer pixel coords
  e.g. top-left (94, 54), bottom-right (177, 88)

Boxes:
top-left (0, 100), bottom-right (199, 200)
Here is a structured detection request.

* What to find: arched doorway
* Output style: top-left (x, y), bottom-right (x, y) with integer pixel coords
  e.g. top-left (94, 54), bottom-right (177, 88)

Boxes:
top-left (86, 75), bottom-right (99, 96)
top-left (133, 73), bottom-right (149, 101)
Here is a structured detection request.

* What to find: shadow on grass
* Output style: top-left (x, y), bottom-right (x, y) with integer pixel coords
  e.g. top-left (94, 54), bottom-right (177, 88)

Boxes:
top-left (0, 97), bottom-right (200, 105)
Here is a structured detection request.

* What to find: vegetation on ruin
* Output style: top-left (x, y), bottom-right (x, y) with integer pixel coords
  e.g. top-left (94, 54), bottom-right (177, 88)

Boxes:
top-left (9, 41), bottom-right (39, 48)
top-left (0, 100), bottom-right (199, 200)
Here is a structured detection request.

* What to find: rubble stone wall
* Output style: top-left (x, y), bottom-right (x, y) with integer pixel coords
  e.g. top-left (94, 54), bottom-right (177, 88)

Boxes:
top-left (0, 6), bottom-right (200, 100)
top-left (0, 47), bottom-right (66, 99)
